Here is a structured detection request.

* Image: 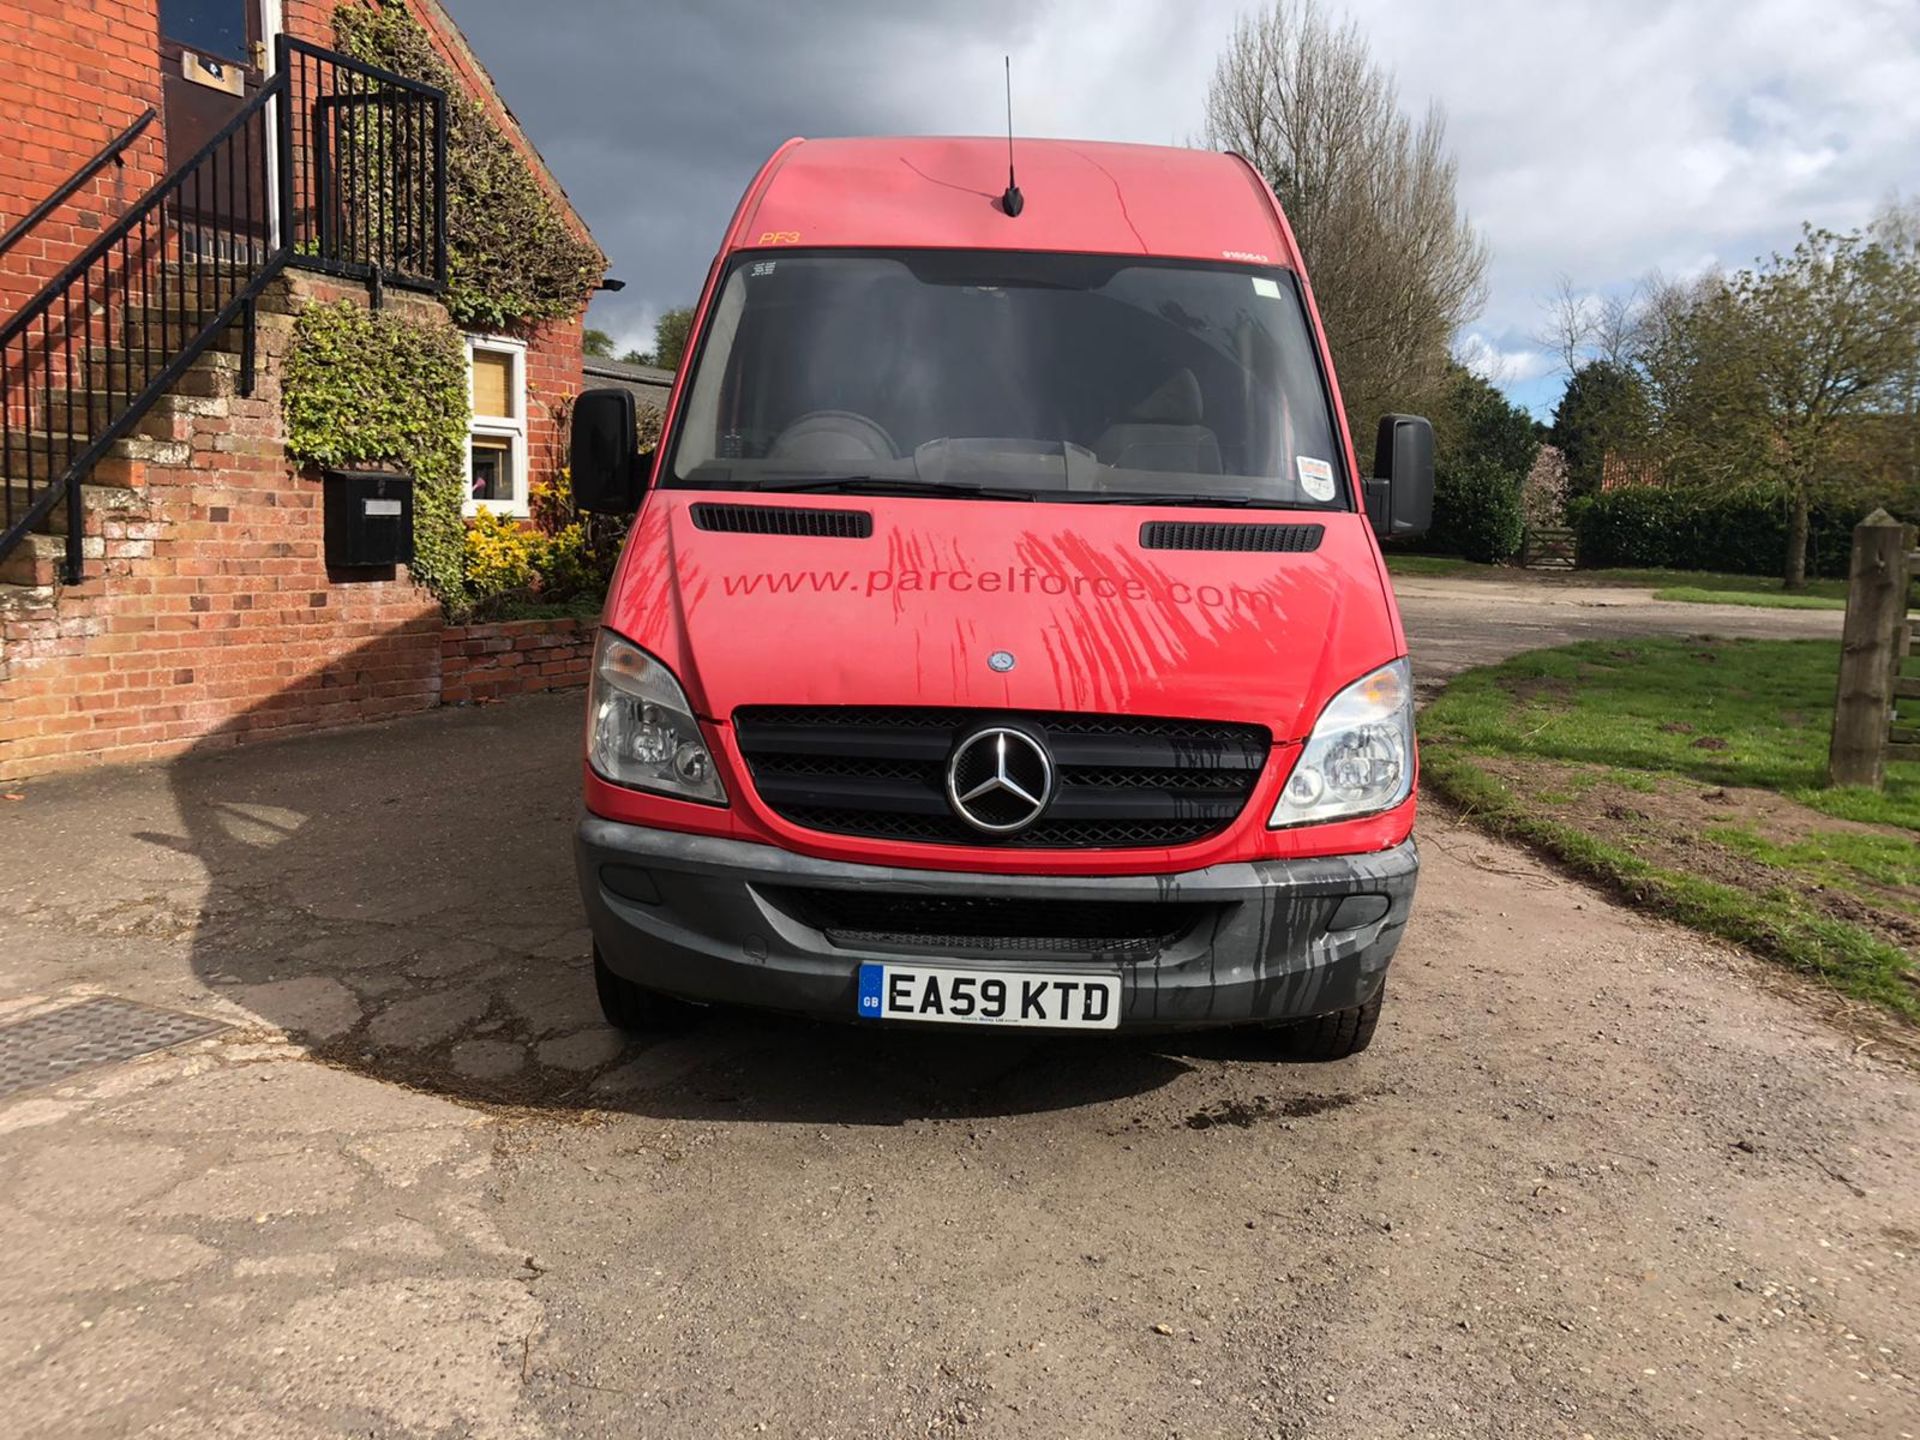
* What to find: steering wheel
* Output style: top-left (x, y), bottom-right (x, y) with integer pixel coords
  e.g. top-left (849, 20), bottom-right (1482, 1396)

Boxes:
top-left (768, 411), bottom-right (899, 465)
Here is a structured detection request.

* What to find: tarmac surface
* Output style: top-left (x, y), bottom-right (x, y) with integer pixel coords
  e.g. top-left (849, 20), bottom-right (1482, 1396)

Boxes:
top-left (4, 576), bottom-right (1909, 1440)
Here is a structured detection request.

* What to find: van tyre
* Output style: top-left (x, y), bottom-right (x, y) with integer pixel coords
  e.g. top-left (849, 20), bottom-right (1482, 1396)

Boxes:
top-left (1273, 988), bottom-right (1383, 1061)
top-left (593, 945), bottom-right (702, 1033)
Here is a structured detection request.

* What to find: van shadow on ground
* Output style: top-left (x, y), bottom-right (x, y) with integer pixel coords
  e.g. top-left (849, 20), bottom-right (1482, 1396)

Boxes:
top-left (148, 638), bottom-right (1292, 1124)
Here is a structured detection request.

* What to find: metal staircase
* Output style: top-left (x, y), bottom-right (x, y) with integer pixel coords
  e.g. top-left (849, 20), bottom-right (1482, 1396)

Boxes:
top-left (0, 37), bottom-right (446, 588)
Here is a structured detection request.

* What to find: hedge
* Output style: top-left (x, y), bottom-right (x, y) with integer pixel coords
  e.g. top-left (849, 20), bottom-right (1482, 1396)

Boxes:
top-left (1425, 457), bottom-right (1526, 564)
top-left (1566, 487), bottom-right (1863, 579)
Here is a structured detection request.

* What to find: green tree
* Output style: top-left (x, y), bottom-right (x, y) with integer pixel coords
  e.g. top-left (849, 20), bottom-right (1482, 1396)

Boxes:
top-left (650, 307), bottom-right (695, 371)
top-left (1644, 227), bottom-right (1920, 588)
top-left (583, 327), bottom-right (614, 359)
top-left (1549, 360), bottom-right (1650, 497)
top-left (1744, 226), bottom-right (1920, 587)
top-left (1433, 363), bottom-right (1540, 479)
top-left (1420, 364), bottom-right (1539, 563)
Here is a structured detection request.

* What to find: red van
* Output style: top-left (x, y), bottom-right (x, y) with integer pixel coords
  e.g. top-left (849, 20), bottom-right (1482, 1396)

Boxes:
top-left (567, 137), bottom-right (1432, 1059)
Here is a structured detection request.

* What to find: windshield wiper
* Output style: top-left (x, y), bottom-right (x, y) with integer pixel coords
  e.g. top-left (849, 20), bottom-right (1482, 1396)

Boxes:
top-left (750, 476), bottom-right (1040, 502)
top-left (1060, 491), bottom-right (1275, 508)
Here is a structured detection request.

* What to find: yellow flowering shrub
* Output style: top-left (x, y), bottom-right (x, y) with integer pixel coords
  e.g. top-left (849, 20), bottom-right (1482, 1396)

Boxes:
top-left (462, 510), bottom-right (542, 603)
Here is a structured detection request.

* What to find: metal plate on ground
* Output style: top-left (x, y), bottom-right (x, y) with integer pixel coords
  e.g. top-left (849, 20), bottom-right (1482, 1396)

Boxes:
top-left (0, 997), bottom-right (228, 1102)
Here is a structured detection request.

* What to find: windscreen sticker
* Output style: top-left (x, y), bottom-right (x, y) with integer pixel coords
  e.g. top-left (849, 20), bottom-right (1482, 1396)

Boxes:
top-left (750, 260), bottom-right (776, 277)
top-left (1296, 455), bottom-right (1336, 502)
top-left (1250, 276), bottom-right (1283, 299)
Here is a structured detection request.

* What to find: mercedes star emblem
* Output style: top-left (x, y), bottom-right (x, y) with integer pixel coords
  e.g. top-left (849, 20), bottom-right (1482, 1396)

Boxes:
top-left (945, 726), bottom-right (1054, 835)
top-left (988, 650), bottom-right (1016, 673)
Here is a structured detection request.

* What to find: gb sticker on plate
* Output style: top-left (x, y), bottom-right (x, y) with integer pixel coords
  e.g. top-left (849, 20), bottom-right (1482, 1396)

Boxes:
top-left (1296, 455), bottom-right (1336, 503)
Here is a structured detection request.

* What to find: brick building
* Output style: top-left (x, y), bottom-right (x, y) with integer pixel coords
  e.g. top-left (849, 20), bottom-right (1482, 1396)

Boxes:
top-left (0, 0), bottom-right (606, 780)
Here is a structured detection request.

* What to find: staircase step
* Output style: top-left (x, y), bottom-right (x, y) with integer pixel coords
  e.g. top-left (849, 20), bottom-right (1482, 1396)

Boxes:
top-left (123, 306), bottom-right (249, 354)
top-left (2, 481), bottom-right (145, 535)
top-left (81, 347), bottom-right (239, 394)
top-left (3, 430), bottom-right (193, 480)
top-left (34, 385), bottom-right (234, 433)
top-left (0, 532), bottom-right (61, 587)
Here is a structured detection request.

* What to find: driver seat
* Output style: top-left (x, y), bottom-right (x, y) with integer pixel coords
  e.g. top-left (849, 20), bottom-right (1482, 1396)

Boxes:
top-left (1093, 369), bottom-right (1222, 475)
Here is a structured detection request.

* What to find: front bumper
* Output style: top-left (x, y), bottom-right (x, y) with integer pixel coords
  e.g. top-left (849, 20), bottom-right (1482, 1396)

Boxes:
top-left (575, 818), bottom-right (1418, 1032)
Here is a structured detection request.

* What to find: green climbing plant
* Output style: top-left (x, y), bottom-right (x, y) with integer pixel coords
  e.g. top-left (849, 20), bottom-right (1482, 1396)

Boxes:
top-left (283, 299), bottom-right (471, 609)
top-left (333, 0), bottom-right (604, 330)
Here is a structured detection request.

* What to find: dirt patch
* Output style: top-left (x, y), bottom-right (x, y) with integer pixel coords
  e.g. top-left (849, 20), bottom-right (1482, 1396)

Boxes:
top-left (1469, 756), bottom-right (1920, 961)
top-left (1183, 1092), bottom-right (1363, 1129)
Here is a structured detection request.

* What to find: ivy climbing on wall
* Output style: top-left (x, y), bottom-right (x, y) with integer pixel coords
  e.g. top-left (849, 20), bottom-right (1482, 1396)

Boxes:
top-left (283, 299), bottom-right (471, 610)
top-left (333, 0), bottom-right (605, 331)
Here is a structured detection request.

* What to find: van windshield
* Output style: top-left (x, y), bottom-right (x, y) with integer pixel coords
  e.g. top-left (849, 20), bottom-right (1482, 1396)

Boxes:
top-left (664, 251), bottom-right (1349, 509)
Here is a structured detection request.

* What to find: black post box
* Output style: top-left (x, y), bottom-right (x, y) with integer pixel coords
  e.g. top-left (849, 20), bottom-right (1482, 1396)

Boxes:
top-left (323, 470), bottom-right (414, 570)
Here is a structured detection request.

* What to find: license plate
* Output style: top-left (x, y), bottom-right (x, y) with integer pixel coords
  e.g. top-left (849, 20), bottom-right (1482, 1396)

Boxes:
top-left (856, 963), bottom-right (1120, 1029)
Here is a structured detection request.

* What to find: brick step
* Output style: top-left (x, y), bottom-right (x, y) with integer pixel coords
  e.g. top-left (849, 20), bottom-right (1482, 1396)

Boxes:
top-left (2, 480), bottom-right (145, 535)
top-left (32, 385), bottom-right (235, 435)
top-left (121, 306), bottom-right (249, 354)
top-left (0, 577), bottom-right (57, 614)
top-left (23, 382), bottom-right (212, 433)
top-left (81, 347), bottom-right (242, 394)
top-left (0, 532), bottom-right (61, 587)
top-left (2, 431), bottom-right (192, 482)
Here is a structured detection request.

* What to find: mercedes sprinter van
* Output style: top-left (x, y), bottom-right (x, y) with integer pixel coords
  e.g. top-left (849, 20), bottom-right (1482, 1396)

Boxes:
top-left (568, 137), bottom-right (1432, 1058)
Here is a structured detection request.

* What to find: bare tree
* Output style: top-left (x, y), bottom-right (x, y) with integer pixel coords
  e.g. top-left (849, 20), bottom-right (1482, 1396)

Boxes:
top-left (1539, 274), bottom-right (1594, 376)
top-left (1539, 274), bottom-right (1645, 375)
top-left (1204, 0), bottom-right (1487, 428)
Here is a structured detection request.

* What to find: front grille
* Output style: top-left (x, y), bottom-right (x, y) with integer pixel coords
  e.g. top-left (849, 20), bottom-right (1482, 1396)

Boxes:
top-left (766, 887), bottom-right (1210, 958)
top-left (733, 706), bottom-right (1270, 849)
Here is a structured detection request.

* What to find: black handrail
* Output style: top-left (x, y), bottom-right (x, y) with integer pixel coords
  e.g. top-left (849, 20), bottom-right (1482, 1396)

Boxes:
top-left (0, 107), bottom-right (157, 264)
top-left (0, 39), bottom-right (447, 586)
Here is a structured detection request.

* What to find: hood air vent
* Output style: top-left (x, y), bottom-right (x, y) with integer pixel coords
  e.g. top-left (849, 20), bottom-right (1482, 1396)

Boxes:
top-left (1139, 521), bottom-right (1324, 553)
top-left (690, 503), bottom-right (873, 538)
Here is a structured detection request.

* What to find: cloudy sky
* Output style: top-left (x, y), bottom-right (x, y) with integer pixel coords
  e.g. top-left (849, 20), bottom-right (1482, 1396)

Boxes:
top-left (447, 0), bottom-right (1920, 418)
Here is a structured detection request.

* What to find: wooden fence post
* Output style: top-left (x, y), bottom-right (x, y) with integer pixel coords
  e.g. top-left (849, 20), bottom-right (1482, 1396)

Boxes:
top-left (1828, 509), bottom-right (1915, 788)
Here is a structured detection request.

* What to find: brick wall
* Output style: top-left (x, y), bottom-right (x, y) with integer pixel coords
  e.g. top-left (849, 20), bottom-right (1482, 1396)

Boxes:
top-left (522, 316), bottom-right (585, 501)
top-left (0, 1), bottom-right (168, 314)
top-left (0, 274), bottom-right (598, 783)
top-left (0, 1), bottom-right (602, 782)
top-left (441, 616), bottom-right (595, 706)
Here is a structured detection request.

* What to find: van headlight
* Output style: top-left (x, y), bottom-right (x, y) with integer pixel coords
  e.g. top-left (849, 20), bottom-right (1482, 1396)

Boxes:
top-left (586, 631), bottom-right (727, 805)
top-left (1269, 658), bottom-right (1413, 827)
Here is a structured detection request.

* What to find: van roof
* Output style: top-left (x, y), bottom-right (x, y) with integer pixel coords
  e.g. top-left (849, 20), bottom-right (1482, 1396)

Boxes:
top-left (726, 137), bottom-right (1300, 267)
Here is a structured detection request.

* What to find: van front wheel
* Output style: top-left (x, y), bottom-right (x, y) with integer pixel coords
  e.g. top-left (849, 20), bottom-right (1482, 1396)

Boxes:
top-left (1270, 988), bottom-right (1383, 1061)
top-left (593, 945), bottom-right (703, 1033)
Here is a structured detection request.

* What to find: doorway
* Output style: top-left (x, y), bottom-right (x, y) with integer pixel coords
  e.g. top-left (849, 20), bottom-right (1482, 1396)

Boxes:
top-left (157, 0), bottom-right (279, 261)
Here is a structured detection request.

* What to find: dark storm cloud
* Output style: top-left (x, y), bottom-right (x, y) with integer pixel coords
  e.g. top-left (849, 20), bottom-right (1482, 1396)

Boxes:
top-left (445, 0), bottom-right (1044, 351)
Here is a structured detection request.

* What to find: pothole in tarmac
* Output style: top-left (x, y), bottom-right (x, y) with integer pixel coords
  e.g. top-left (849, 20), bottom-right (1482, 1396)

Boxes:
top-left (1184, 1091), bottom-right (1363, 1129)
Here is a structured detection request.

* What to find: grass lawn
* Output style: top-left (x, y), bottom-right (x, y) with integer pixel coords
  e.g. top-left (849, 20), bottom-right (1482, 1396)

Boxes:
top-left (1420, 636), bottom-right (1919, 1017)
top-left (1380, 554), bottom-right (1501, 579)
top-left (1649, 585), bottom-right (1846, 611)
top-left (1384, 554), bottom-right (1850, 610)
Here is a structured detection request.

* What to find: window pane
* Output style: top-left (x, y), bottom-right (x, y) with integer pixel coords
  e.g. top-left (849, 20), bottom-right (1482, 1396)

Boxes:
top-left (472, 349), bottom-right (514, 420)
top-left (160, 0), bottom-right (250, 62)
top-left (471, 437), bottom-right (513, 502)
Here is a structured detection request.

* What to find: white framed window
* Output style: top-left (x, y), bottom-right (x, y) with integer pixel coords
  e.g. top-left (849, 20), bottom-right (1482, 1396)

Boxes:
top-left (464, 335), bottom-right (529, 516)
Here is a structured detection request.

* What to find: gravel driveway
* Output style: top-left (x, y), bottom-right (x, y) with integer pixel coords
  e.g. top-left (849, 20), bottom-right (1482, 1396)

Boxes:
top-left (1, 577), bottom-right (1909, 1440)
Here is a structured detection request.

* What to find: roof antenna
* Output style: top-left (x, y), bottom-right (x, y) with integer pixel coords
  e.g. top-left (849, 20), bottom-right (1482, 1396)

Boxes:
top-left (1001, 56), bottom-right (1024, 217)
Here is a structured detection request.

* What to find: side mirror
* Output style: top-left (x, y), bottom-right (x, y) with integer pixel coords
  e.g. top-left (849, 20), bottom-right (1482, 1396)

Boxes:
top-left (1363, 414), bottom-right (1434, 539)
top-left (569, 388), bottom-right (647, 515)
